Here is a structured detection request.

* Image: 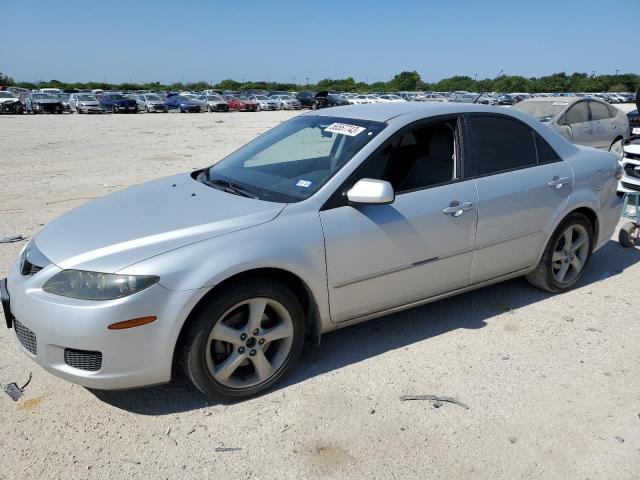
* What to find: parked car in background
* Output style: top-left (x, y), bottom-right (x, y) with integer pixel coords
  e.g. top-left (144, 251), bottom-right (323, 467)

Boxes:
top-left (248, 95), bottom-right (278, 111)
top-left (512, 97), bottom-right (629, 153)
top-left (99, 93), bottom-right (139, 113)
top-left (270, 94), bottom-right (302, 110)
top-left (628, 110), bottom-right (639, 135)
top-left (136, 94), bottom-right (168, 113)
top-left (225, 95), bottom-right (258, 112)
top-left (2, 103), bottom-right (621, 401)
top-left (181, 94), bottom-right (207, 112)
top-left (296, 91), bottom-right (316, 108)
top-left (165, 95), bottom-right (201, 113)
top-left (311, 91), bottom-right (350, 110)
top-left (69, 93), bottom-right (103, 113)
top-left (39, 88), bottom-right (62, 95)
top-left (57, 93), bottom-right (71, 112)
top-left (199, 94), bottom-right (229, 112)
top-left (25, 92), bottom-right (64, 114)
top-left (0, 91), bottom-right (25, 114)
top-left (617, 137), bottom-right (640, 194)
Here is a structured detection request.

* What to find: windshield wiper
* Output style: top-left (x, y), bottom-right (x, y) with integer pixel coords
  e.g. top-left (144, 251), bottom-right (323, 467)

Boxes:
top-left (203, 178), bottom-right (258, 199)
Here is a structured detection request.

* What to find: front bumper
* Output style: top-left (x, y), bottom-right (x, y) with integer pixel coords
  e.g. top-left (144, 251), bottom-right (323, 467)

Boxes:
top-left (3, 260), bottom-right (201, 389)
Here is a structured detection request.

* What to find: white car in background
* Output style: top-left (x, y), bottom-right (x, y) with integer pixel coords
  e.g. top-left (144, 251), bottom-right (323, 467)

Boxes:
top-left (617, 139), bottom-right (640, 194)
top-left (350, 95), bottom-right (373, 105)
top-left (377, 94), bottom-right (407, 103)
top-left (270, 95), bottom-right (302, 110)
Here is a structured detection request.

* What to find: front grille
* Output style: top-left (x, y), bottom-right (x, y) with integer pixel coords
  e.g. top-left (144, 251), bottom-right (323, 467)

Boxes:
top-left (624, 163), bottom-right (640, 179)
top-left (621, 181), bottom-right (640, 192)
top-left (14, 319), bottom-right (37, 355)
top-left (64, 348), bottom-right (103, 371)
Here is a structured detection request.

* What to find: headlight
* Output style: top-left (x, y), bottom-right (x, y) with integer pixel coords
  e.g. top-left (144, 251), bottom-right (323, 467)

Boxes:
top-left (43, 270), bottom-right (159, 300)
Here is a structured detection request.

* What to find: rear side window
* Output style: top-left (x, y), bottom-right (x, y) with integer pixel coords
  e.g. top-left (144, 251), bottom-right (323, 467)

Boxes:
top-left (589, 101), bottom-right (613, 121)
top-left (565, 101), bottom-right (589, 124)
top-left (470, 116), bottom-right (537, 175)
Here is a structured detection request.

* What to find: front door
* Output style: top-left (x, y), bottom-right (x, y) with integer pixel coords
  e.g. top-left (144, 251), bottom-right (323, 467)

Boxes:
top-left (562, 100), bottom-right (595, 147)
top-left (320, 116), bottom-right (478, 322)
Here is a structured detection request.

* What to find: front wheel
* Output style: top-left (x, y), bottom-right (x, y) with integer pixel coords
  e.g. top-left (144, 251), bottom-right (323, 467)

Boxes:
top-left (619, 222), bottom-right (638, 247)
top-left (311, 102), bottom-right (318, 110)
top-left (609, 138), bottom-right (624, 158)
top-left (179, 278), bottom-right (305, 402)
top-left (526, 213), bottom-right (593, 292)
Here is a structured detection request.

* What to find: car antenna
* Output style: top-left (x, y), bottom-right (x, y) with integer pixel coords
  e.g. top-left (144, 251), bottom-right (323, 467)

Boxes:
top-left (473, 69), bottom-right (503, 104)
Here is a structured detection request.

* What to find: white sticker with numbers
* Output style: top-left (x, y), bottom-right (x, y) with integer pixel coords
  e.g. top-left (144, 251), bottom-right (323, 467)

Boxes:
top-left (324, 123), bottom-right (366, 136)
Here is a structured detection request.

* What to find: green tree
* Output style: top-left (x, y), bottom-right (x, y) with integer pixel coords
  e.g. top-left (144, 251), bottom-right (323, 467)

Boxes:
top-left (389, 71), bottom-right (421, 91)
top-left (0, 72), bottom-right (15, 85)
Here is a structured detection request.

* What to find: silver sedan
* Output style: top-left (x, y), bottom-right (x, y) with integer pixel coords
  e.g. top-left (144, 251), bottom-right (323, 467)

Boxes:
top-left (2, 103), bottom-right (622, 401)
top-left (512, 97), bottom-right (629, 155)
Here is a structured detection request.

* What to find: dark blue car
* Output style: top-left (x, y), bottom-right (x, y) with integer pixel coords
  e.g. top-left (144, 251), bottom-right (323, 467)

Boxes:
top-left (165, 95), bottom-right (201, 113)
top-left (99, 93), bottom-right (139, 113)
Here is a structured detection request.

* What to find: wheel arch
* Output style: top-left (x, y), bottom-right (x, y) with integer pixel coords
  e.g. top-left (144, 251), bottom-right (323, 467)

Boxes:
top-left (172, 267), bottom-right (322, 371)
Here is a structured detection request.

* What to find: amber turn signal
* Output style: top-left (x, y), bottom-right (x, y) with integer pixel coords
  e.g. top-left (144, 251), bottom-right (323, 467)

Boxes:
top-left (108, 316), bottom-right (157, 330)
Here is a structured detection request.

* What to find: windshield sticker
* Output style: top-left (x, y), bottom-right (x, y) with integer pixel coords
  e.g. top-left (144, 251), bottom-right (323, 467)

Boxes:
top-left (324, 123), bottom-right (366, 136)
top-left (296, 179), bottom-right (312, 188)
top-left (551, 101), bottom-right (569, 106)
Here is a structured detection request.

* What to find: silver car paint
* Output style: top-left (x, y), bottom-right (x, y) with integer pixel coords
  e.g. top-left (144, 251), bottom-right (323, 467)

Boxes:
top-left (6, 103), bottom-right (621, 389)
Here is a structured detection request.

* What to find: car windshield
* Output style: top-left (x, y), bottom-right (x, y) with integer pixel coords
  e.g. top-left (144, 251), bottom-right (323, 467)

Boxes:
top-left (202, 115), bottom-right (386, 203)
top-left (255, 96), bottom-right (269, 100)
top-left (58, 94), bottom-right (70, 100)
top-left (32, 94), bottom-right (55, 99)
top-left (109, 94), bottom-right (125, 100)
top-left (206, 95), bottom-right (223, 100)
top-left (77, 94), bottom-right (96, 101)
top-left (0, 92), bottom-right (14, 98)
top-left (145, 95), bottom-right (162, 101)
top-left (512, 101), bottom-right (569, 122)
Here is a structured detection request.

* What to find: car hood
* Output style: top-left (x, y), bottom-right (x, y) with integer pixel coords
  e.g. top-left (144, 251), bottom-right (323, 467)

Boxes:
top-left (0, 98), bottom-right (18, 103)
top-left (80, 101), bottom-right (100, 106)
top-left (33, 99), bottom-right (60, 104)
top-left (34, 173), bottom-right (286, 273)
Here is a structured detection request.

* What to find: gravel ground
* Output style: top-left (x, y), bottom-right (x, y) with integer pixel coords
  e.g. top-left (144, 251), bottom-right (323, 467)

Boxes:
top-left (0, 106), bottom-right (639, 480)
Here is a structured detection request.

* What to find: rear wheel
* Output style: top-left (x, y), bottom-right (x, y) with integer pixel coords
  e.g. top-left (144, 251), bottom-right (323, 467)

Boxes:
top-left (179, 279), bottom-right (305, 402)
top-left (526, 213), bottom-right (593, 292)
top-left (619, 222), bottom-right (638, 247)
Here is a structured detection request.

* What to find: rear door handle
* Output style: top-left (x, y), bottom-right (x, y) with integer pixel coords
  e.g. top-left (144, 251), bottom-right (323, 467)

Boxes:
top-left (548, 176), bottom-right (571, 189)
top-left (442, 201), bottom-right (474, 217)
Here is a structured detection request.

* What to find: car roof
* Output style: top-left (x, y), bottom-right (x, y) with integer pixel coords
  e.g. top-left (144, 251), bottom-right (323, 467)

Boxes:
top-left (307, 102), bottom-right (539, 122)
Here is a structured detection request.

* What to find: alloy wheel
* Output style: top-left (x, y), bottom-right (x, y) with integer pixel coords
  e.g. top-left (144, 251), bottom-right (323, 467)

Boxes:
top-left (552, 224), bottom-right (589, 284)
top-left (205, 297), bottom-right (294, 389)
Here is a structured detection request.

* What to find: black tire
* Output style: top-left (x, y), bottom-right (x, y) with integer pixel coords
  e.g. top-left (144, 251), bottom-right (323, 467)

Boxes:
top-left (179, 278), bottom-right (305, 402)
top-left (147, 105), bottom-right (152, 113)
top-left (77, 106), bottom-right (83, 114)
top-left (208, 105), bottom-right (213, 113)
top-left (256, 103), bottom-right (261, 112)
top-left (526, 213), bottom-right (594, 293)
top-left (311, 102), bottom-right (317, 110)
top-left (619, 222), bottom-right (638, 248)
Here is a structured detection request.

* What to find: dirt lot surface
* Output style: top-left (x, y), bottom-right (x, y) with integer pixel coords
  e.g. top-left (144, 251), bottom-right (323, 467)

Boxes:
top-left (0, 107), bottom-right (639, 479)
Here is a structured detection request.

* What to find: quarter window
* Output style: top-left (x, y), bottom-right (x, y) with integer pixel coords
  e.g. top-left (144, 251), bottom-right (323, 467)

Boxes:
top-left (470, 116), bottom-right (537, 175)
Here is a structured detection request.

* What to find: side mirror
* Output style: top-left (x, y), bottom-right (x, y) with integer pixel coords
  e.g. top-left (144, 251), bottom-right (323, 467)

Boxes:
top-left (347, 179), bottom-right (395, 205)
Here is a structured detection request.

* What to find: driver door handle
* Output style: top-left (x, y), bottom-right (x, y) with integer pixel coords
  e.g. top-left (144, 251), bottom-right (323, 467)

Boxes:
top-left (442, 201), bottom-right (474, 217)
top-left (548, 176), bottom-right (571, 189)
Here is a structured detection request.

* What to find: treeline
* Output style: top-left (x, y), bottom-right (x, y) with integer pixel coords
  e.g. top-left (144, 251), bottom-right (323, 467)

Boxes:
top-left (1, 70), bottom-right (638, 93)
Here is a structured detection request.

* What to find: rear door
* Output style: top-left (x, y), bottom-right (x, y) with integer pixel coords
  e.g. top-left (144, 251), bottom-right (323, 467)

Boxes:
top-left (467, 114), bottom-right (573, 284)
top-left (588, 100), bottom-right (617, 149)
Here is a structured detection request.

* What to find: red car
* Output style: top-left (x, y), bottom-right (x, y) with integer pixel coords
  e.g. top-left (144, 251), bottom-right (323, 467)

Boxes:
top-left (224, 95), bottom-right (258, 112)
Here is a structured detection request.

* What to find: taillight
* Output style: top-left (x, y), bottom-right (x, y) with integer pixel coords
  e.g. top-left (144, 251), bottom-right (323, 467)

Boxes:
top-left (615, 164), bottom-right (624, 181)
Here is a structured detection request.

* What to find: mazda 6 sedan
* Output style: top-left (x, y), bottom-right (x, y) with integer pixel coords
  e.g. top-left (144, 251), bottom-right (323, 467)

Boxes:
top-left (1, 103), bottom-right (622, 401)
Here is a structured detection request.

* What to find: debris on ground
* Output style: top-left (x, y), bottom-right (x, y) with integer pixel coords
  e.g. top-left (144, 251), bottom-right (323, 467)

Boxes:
top-left (3, 372), bottom-right (33, 401)
top-left (4, 383), bottom-right (23, 401)
top-left (214, 447), bottom-right (242, 453)
top-left (0, 234), bottom-right (27, 244)
top-left (400, 394), bottom-right (469, 410)
top-left (614, 436), bottom-right (625, 443)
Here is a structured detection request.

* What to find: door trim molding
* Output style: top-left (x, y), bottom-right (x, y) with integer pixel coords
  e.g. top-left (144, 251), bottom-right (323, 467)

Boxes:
top-left (332, 247), bottom-right (474, 289)
top-left (474, 228), bottom-right (544, 251)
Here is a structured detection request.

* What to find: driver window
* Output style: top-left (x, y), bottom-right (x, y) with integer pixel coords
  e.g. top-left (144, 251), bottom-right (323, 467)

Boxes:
top-left (565, 101), bottom-right (589, 125)
top-left (354, 119), bottom-right (458, 193)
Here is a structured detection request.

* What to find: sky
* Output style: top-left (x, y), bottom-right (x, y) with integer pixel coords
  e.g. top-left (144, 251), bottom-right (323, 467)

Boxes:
top-left (1, 0), bottom-right (638, 85)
